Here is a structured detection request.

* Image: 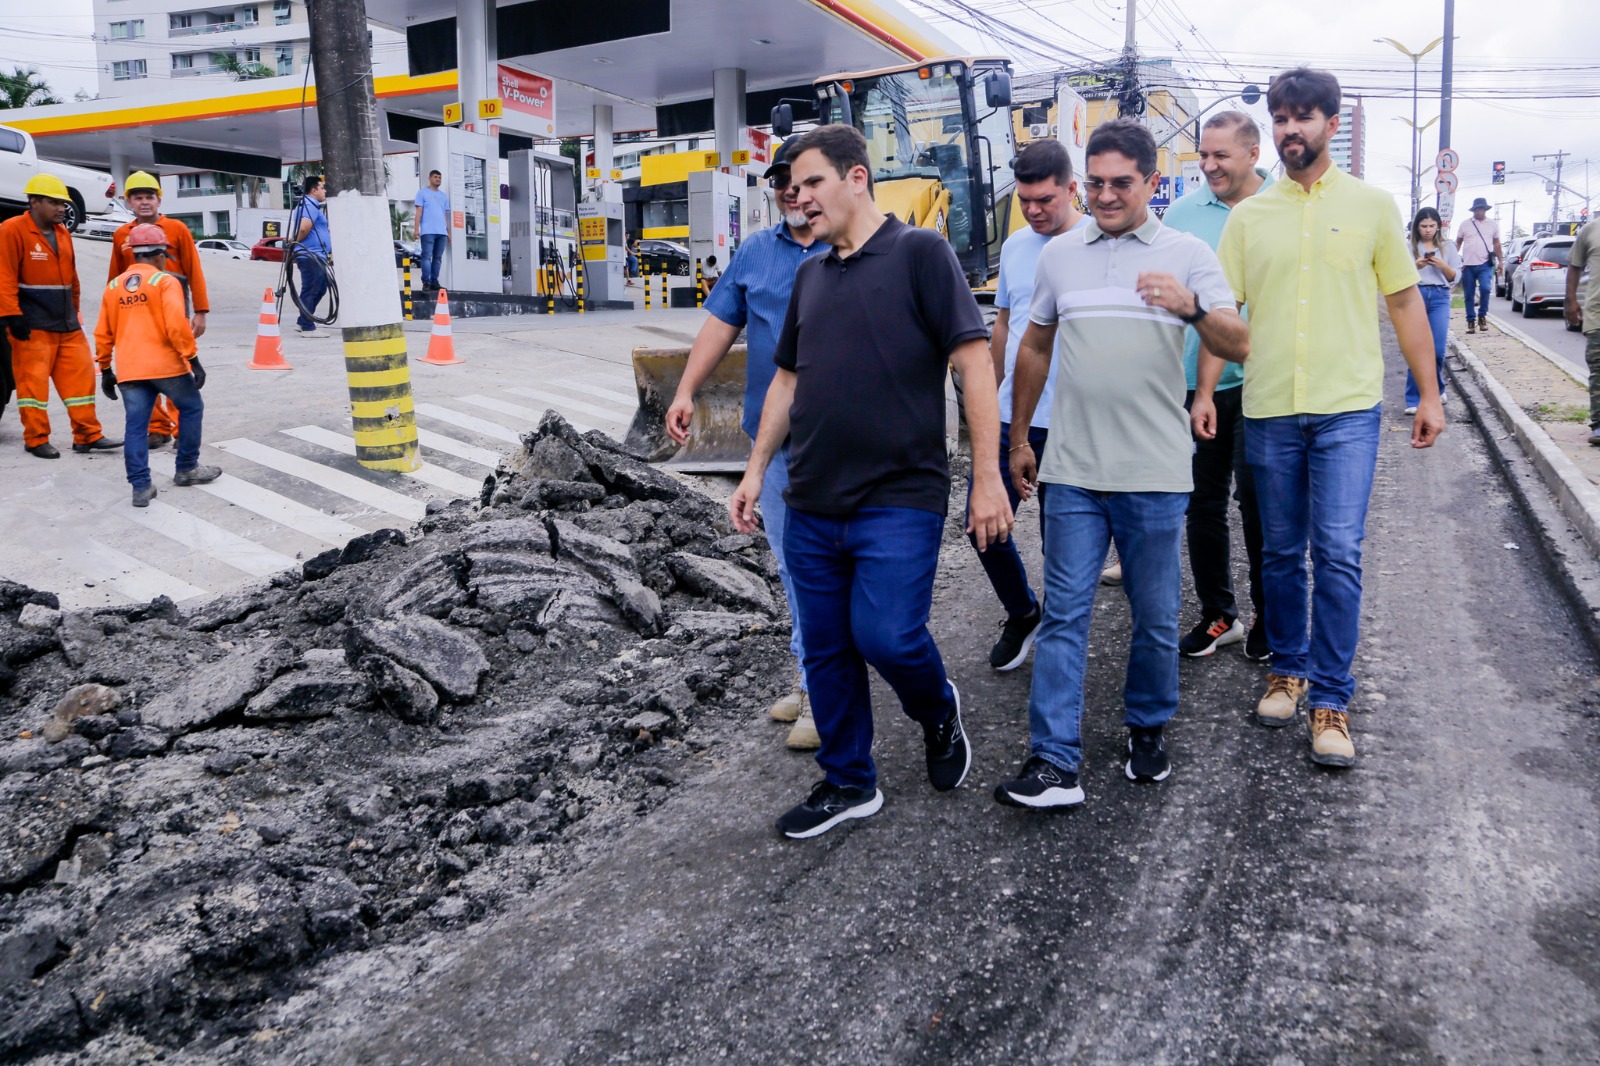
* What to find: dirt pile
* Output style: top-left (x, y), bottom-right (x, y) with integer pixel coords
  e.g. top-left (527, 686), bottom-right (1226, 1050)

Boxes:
top-left (0, 414), bottom-right (793, 1061)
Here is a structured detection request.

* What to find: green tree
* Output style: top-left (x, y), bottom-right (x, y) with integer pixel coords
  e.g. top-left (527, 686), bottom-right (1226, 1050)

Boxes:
top-left (1510, 223), bottom-right (1529, 240)
top-left (215, 53), bottom-right (274, 81)
top-left (0, 66), bottom-right (61, 108)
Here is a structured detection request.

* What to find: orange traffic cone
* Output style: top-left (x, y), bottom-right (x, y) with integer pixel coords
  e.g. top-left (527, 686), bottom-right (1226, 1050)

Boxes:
top-left (421, 289), bottom-right (463, 366)
top-left (246, 287), bottom-right (292, 371)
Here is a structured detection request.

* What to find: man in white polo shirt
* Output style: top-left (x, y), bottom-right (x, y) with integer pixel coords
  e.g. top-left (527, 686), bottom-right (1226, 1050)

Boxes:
top-left (1456, 197), bottom-right (1501, 334)
top-left (997, 119), bottom-right (1249, 809)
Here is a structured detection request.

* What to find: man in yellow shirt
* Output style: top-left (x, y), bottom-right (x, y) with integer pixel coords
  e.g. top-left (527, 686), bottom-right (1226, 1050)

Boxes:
top-left (1212, 68), bottom-right (1444, 767)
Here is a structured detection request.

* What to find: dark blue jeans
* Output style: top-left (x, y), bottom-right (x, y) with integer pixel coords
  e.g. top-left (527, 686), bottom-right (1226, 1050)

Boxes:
top-left (1406, 285), bottom-right (1451, 407)
top-left (785, 506), bottom-right (956, 790)
top-left (295, 253), bottom-right (327, 332)
top-left (966, 420), bottom-right (1048, 618)
top-left (1245, 405), bottom-right (1381, 712)
top-left (420, 233), bottom-right (446, 289)
top-left (1462, 262), bottom-right (1493, 322)
top-left (1027, 485), bottom-right (1188, 773)
top-left (121, 374), bottom-right (203, 490)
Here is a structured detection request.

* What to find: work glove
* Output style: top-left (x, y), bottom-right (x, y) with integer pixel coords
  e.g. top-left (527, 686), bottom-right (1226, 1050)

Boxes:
top-left (190, 357), bottom-right (206, 391)
top-left (100, 369), bottom-right (117, 401)
top-left (3, 315), bottom-right (29, 341)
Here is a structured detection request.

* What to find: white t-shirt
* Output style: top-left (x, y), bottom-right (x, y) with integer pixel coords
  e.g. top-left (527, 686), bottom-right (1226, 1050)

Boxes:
top-left (1456, 216), bottom-right (1500, 266)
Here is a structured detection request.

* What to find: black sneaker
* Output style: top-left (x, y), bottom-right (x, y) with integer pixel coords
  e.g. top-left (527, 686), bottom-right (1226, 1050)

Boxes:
top-left (1179, 615), bottom-right (1244, 657)
top-left (993, 756), bottom-right (1083, 809)
top-left (1125, 725), bottom-right (1171, 782)
top-left (923, 682), bottom-right (971, 791)
top-left (1244, 617), bottom-right (1270, 661)
top-left (775, 780), bottom-right (883, 839)
top-left (989, 607), bottom-right (1041, 671)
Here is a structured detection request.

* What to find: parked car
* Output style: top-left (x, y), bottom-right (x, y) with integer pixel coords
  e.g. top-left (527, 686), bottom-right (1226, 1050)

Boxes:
top-left (79, 202), bottom-right (135, 240)
top-left (250, 237), bottom-right (286, 262)
top-left (198, 238), bottom-right (251, 259)
top-left (637, 238), bottom-right (692, 277)
top-left (0, 123), bottom-right (117, 232)
top-left (393, 240), bottom-right (420, 266)
top-left (1497, 237), bottom-right (1535, 297)
top-left (1510, 235), bottom-right (1575, 317)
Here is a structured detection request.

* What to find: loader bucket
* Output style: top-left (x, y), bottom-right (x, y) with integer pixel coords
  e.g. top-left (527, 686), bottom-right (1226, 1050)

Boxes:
top-left (623, 346), bottom-right (753, 473)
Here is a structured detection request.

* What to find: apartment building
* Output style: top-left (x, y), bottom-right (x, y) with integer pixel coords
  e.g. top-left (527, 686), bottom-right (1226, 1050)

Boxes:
top-left (1330, 98), bottom-right (1365, 179)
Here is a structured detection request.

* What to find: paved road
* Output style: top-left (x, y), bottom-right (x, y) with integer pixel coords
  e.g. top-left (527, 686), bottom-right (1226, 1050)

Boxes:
top-left (283, 327), bottom-right (1600, 1062)
top-left (1488, 288), bottom-right (1589, 380)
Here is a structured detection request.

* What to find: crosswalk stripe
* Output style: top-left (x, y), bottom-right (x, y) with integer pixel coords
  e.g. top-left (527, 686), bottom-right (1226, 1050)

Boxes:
top-left (414, 402), bottom-right (523, 443)
top-left (58, 537), bottom-right (210, 602)
top-left (416, 428), bottom-right (501, 468)
top-left (281, 426), bottom-right (484, 498)
top-left (540, 380), bottom-right (642, 409)
top-left (213, 439), bottom-right (428, 522)
top-left (505, 386), bottom-right (629, 426)
top-left (148, 452), bottom-right (366, 546)
top-left (126, 500), bottom-right (300, 578)
top-left (457, 393), bottom-right (593, 432)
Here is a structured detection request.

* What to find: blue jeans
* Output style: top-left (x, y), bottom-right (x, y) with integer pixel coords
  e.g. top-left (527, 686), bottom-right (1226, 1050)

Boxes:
top-left (1406, 285), bottom-right (1451, 407)
top-left (420, 233), bottom-right (446, 289)
top-left (1027, 485), bottom-right (1188, 773)
top-left (1245, 405), bottom-right (1381, 711)
top-left (120, 374), bottom-right (204, 490)
top-left (966, 421), bottom-right (1048, 618)
top-left (785, 506), bottom-right (955, 790)
top-left (759, 443), bottom-right (806, 686)
top-left (295, 253), bottom-right (327, 332)
top-left (1462, 262), bottom-right (1493, 322)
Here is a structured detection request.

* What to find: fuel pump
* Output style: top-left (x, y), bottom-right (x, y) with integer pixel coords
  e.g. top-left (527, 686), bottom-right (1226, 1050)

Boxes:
top-left (507, 148), bottom-right (578, 305)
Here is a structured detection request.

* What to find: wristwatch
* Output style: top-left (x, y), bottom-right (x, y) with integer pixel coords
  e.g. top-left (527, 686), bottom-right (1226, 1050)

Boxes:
top-left (1180, 299), bottom-right (1208, 326)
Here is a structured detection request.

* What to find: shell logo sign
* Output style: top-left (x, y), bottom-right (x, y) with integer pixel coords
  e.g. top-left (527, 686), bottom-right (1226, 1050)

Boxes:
top-left (497, 64), bottom-right (556, 136)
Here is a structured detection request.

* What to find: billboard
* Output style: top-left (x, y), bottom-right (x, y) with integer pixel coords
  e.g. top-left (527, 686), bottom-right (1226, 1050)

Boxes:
top-left (497, 65), bottom-right (556, 137)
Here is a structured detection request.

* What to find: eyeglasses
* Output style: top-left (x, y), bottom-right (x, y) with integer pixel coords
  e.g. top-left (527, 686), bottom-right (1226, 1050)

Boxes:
top-left (767, 173), bottom-right (792, 190)
top-left (1082, 176), bottom-right (1147, 194)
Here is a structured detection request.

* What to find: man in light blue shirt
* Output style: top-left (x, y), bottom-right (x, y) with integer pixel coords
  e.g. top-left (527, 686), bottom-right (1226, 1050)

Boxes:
top-left (289, 174), bottom-right (331, 336)
top-left (665, 141), bottom-right (829, 748)
top-left (974, 138), bottom-right (1086, 672)
top-left (1167, 111), bottom-right (1273, 661)
top-left (413, 169), bottom-right (451, 290)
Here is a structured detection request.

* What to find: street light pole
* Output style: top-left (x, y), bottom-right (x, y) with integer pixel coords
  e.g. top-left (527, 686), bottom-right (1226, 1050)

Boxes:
top-left (1377, 35), bottom-right (1444, 222)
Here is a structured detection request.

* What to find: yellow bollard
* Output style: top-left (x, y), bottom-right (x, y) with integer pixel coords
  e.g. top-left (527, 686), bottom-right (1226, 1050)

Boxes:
top-left (695, 258), bottom-right (704, 309)
top-left (401, 256), bottom-right (413, 321)
top-left (576, 258), bottom-right (586, 314)
top-left (643, 261), bottom-right (652, 311)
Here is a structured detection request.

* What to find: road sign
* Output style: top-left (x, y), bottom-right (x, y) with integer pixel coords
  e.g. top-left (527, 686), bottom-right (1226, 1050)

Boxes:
top-left (1438, 190), bottom-right (1456, 224)
top-left (1492, 160), bottom-right (1506, 185)
top-left (1435, 171), bottom-right (1459, 195)
top-left (1436, 148), bottom-right (1460, 173)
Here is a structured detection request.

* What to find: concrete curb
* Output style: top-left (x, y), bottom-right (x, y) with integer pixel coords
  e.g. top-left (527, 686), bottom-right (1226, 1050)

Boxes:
top-left (1485, 312), bottom-right (1586, 386)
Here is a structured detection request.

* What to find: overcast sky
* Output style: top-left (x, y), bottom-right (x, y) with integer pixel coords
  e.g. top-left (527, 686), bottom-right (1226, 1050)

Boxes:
top-left (5, 0), bottom-right (1597, 234)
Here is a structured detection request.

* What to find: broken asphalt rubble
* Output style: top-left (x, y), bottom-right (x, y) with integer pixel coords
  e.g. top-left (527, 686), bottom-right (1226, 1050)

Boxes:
top-left (0, 413), bottom-right (794, 1061)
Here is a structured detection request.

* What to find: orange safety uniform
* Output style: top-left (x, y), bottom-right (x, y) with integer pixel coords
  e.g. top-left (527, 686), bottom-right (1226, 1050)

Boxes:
top-left (108, 216), bottom-right (208, 438)
top-left (94, 263), bottom-right (197, 382)
top-left (0, 211), bottom-right (103, 448)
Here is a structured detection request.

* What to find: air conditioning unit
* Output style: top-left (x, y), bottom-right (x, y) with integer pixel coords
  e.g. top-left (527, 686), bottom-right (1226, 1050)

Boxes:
top-left (1028, 123), bottom-right (1050, 139)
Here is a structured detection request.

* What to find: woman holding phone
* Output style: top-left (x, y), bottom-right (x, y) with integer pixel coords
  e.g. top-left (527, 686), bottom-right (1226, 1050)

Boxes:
top-left (1406, 206), bottom-right (1461, 414)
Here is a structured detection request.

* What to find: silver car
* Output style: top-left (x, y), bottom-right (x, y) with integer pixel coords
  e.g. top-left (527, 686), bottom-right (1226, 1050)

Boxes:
top-left (1498, 237), bottom-right (1534, 297)
top-left (1510, 236), bottom-right (1575, 317)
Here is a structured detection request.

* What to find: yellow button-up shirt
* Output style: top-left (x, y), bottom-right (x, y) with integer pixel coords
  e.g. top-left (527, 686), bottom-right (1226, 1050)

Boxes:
top-left (1217, 165), bottom-right (1419, 418)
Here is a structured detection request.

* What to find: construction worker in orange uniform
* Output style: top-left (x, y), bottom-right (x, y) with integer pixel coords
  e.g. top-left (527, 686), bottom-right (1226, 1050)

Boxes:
top-left (109, 171), bottom-right (210, 450)
top-left (96, 224), bottom-right (219, 507)
top-left (0, 174), bottom-right (121, 459)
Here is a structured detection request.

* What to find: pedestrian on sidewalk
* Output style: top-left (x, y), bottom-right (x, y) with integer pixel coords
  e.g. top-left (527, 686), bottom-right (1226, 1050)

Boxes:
top-left (290, 175), bottom-right (332, 336)
top-left (1455, 197), bottom-right (1500, 334)
top-left (1404, 207), bottom-right (1460, 415)
top-left (729, 124), bottom-right (1009, 838)
top-left (1171, 111), bottom-right (1273, 662)
top-left (967, 138), bottom-right (1086, 673)
top-left (625, 236), bottom-right (639, 288)
top-left (1217, 68), bottom-right (1445, 768)
top-left (109, 171), bottom-right (211, 452)
top-left (997, 119), bottom-right (1247, 810)
top-left (94, 224), bottom-right (220, 507)
top-left (666, 139), bottom-right (829, 750)
top-left (413, 169), bottom-right (450, 291)
top-left (0, 174), bottom-right (121, 460)
top-left (1569, 219), bottom-right (1600, 445)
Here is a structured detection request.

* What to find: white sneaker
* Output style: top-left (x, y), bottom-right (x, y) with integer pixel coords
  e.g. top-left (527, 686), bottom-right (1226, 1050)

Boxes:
top-left (1404, 406), bottom-right (1418, 415)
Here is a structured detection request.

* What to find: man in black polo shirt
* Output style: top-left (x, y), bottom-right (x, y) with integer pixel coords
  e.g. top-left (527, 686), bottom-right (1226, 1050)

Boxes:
top-left (730, 124), bottom-right (1012, 839)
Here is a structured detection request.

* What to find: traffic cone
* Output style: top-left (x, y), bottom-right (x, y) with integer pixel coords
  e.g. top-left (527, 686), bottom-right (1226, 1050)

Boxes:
top-left (246, 287), bottom-right (292, 371)
top-left (421, 288), bottom-right (463, 366)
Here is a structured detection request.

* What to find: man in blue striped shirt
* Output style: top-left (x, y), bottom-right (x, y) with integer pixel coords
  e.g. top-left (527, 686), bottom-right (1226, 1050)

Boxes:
top-left (667, 141), bottom-right (828, 749)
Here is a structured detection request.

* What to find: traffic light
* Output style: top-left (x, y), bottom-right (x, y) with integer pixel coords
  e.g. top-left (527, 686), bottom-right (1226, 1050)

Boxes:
top-left (1492, 160), bottom-right (1506, 185)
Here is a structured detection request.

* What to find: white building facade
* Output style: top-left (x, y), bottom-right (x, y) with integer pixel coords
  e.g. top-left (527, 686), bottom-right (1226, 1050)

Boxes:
top-left (1330, 99), bottom-right (1365, 179)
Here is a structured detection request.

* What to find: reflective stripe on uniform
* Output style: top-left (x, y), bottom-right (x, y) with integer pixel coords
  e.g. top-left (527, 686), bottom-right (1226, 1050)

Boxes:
top-left (63, 395), bottom-right (97, 407)
top-left (16, 398), bottom-right (47, 409)
top-left (18, 283), bottom-right (72, 290)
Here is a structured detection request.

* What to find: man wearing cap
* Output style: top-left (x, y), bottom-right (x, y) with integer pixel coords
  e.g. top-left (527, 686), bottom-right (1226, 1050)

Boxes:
top-left (109, 171), bottom-right (211, 449)
top-left (0, 174), bottom-right (120, 459)
top-left (665, 139), bottom-right (829, 750)
top-left (95, 224), bottom-right (219, 507)
top-left (1455, 197), bottom-right (1501, 334)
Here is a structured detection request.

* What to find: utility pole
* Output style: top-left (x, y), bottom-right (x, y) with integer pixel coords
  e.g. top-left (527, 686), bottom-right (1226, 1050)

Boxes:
top-left (1536, 150), bottom-right (1568, 226)
top-left (1118, 0), bottom-right (1144, 122)
top-left (1438, 0), bottom-right (1454, 164)
top-left (306, 0), bottom-right (422, 473)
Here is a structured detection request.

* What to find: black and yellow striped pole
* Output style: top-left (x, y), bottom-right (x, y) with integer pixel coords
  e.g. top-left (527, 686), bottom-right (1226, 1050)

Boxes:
top-left (576, 258), bottom-right (586, 314)
top-left (643, 260), bottom-right (652, 311)
top-left (401, 255), bottom-right (414, 321)
top-left (343, 323), bottom-right (421, 471)
top-left (659, 269), bottom-right (667, 311)
top-left (545, 261), bottom-right (555, 315)
top-left (694, 258), bottom-right (704, 308)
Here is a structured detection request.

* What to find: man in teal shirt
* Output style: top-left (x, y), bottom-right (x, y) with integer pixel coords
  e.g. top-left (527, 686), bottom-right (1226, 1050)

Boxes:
top-left (1167, 112), bottom-right (1272, 661)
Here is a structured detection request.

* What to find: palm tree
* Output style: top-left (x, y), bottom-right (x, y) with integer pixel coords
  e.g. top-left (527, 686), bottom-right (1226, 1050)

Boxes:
top-left (214, 53), bottom-right (274, 81)
top-left (0, 66), bottom-right (61, 108)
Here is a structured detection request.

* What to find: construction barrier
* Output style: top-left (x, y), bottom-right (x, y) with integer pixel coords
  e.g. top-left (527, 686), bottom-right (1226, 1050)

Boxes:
top-left (246, 286), bottom-right (292, 371)
top-left (421, 289), bottom-right (464, 366)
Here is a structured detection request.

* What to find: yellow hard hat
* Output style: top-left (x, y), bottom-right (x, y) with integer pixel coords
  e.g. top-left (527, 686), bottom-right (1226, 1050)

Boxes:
top-left (124, 170), bottom-right (162, 195)
top-left (24, 174), bottom-right (70, 202)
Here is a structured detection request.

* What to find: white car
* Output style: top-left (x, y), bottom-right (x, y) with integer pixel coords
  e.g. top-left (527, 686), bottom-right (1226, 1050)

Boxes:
top-left (79, 202), bottom-right (135, 240)
top-left (197, 238), bottom-right (251, 260)
top-left (1510, 236), bottom-right (1575, 318)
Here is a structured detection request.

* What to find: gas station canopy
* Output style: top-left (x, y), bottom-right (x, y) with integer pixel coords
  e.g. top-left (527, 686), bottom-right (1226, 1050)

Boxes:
top-left (0, 0), bottom-right (960, 176)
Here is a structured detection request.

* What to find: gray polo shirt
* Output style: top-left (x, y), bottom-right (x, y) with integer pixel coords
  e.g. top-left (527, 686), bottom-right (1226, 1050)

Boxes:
top-left (1028, 213), bottom-right (1235, 493)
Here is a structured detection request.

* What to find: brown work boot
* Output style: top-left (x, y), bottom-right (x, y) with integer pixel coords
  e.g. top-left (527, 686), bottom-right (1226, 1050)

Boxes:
top-left (769, 684), bottom-right (806, 723)
top-left (1255, 673), bottom-right (1308, 727)
top-left (786, 706), bottom-right (820, 750)
top-left (1477, 316), bottom-right (1489, 333)
top-left (148, 432), bottom-right (172, 449)
top-left (1465, 318), bottom-right (1477, 334)
top-left (1309, 707), bottom-right (1356, 767)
